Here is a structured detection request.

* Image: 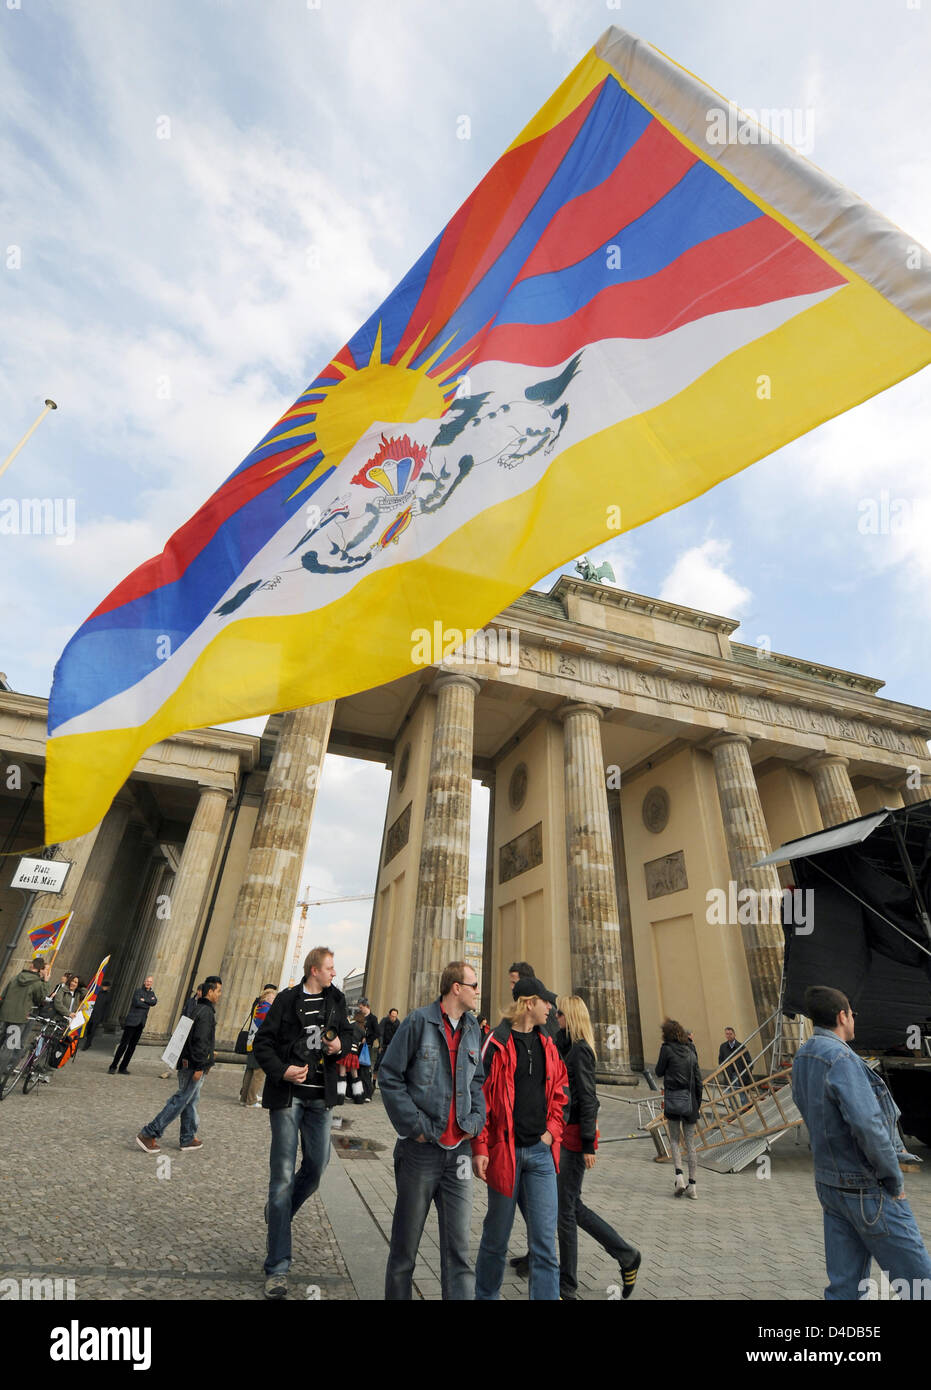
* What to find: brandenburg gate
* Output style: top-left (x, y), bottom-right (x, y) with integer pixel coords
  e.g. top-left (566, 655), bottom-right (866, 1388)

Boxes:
top-left (3, 575), bottom-right (930, 1082)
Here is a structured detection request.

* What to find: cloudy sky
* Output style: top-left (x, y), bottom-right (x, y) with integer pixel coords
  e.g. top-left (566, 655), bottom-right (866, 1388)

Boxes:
top-left (2, 0), bottom-right (929, 991)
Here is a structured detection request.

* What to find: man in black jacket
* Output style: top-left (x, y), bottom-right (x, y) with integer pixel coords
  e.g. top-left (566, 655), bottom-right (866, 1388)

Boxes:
top-left (252, 946), bottom-right (353, 1299)
top-left (109, 976), bottom-right (157, 1074)
top-left (136, 976), bottom-right (221, 1156)
top-left (717, 1026), bottom-right (752, 1099)
top-left (358, 998), bottom-right (379, 1098)
top-left (379, 1009), bottom-right (400, 1049)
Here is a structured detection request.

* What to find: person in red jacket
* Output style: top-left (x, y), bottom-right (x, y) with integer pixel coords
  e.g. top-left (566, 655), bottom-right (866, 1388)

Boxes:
top-left (472, 976), bottom-right (567, 1300)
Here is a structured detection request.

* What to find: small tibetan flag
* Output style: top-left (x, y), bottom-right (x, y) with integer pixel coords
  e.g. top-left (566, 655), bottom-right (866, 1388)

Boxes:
top-left (67, 955), bottom-right (109, 1038)
top-left (247, 998), bottom-right (272, 1052)
top-left (45, 25), bottom-right (931, 843)
top-left (28, 913), bottom-right (72, 960)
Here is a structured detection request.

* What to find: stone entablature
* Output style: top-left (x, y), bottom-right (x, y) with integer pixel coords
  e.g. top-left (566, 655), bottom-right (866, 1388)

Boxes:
top-left (490, 595), bottom-right (931, 772)
top-left (0, 691), bottom-right (260, 788)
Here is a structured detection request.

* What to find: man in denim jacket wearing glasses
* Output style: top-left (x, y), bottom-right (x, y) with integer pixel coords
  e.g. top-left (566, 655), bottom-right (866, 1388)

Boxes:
top-left (792, 984), bottom-right (931, 1299)
top-left (379, 960), bottom-right (485, 1300)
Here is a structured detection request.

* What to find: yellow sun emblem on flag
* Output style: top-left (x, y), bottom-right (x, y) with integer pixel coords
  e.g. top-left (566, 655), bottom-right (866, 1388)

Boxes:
top-left (263, 323), bottom-right (472, 500)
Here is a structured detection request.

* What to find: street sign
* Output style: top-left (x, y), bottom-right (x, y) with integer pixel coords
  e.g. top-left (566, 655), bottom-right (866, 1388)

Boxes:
top-left (10, 857), bottom-right (71, 893)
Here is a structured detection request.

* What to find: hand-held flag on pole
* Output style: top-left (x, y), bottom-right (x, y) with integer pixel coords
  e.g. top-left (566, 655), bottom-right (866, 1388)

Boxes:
top-left (45, 25), bottom-right (931, 845)
top-left (27, 913), bottom-right (72, 960)
top-left (67, 955), bottom-right (109, 1037)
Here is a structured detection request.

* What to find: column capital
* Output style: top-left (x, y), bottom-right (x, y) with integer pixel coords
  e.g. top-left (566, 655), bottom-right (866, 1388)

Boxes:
top-left (704, 730), bottom-right (752, 754)
top-left (898, 769), bottom-right (931, 803)
top-left (432, 671), bottom-right (482, 698)
top-left (801, 752), bottom-right (850, 774)
top-left (556, 700), bottom-right (607, 724)
top-left (194, 781), bottom-right (235, 802)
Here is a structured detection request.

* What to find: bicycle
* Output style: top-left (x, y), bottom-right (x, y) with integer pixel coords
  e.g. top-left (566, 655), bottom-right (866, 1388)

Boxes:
top-left (0, 1014), bottom-right (64, 1099)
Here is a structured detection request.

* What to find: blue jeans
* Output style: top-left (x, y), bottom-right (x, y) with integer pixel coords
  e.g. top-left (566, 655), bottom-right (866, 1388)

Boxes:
top-left (385, 1138), bottom-right (474, 1300)
top-left (265, 1098), bottom-right (332, 1275)
top-left (475, 1142), bottom-right (559, 1300)
top-left (817, 1181), bottom-right (931, 1299)
top-left (141, 1067), bottom-right (204, 1145)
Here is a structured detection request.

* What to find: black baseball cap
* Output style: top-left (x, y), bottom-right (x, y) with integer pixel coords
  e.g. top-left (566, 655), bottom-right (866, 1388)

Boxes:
top-left (512, 976), bottom-right (557, 1006)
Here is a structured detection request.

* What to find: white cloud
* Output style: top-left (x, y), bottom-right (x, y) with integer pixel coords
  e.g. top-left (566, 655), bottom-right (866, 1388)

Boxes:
top-left (659, 538), bottom-right (752, 618)
top-left (530, 0), bottom-right (593, 54)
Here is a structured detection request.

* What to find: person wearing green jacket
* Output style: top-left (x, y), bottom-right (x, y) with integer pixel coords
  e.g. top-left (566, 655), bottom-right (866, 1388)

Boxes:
top-left (0, 958), bottom-right (51, 1060)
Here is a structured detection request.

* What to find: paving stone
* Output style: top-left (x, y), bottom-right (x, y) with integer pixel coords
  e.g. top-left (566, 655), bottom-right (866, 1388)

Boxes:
top-left (6, 1052), bottom-right (931, 1302)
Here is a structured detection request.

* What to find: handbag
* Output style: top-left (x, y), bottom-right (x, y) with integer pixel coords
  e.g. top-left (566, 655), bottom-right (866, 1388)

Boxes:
top-left (663, 1088), bottom-right (693, 1118)
top-left (359, 1041), bottom-right (371, 1068)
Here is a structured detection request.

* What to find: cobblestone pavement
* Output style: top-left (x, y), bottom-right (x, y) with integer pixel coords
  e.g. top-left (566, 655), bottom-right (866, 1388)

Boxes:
top-left (0, 1041), bottom-right (355, 1301)
top-left (3, 1039), bottom-right (930, 1302)
top-left (336, 1079), bottom-right (931, 1302)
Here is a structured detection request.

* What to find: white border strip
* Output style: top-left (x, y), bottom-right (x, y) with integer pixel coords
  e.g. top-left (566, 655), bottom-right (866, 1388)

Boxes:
top-left (596, 26), bottom-right (931, 331)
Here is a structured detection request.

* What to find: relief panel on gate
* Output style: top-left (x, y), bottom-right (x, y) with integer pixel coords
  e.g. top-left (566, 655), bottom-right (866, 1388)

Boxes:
top-left (499, 822), bottom-right (544, 884)
top-left (384, 802), bottom-right (412, 866)
top-left (644, 850), bottom-right (688, 900)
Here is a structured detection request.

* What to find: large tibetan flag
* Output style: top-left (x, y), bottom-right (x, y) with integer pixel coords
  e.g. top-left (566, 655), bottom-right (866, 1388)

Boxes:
top-left (46, 25), bottom-right (931, 842)
top-left (27, 913), bottom-right (72, 960)
top-left (67, 955), bottom-right (109, 1038)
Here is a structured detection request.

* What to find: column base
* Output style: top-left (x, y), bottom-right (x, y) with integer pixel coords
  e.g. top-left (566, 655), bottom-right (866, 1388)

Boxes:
top-left (594, 1069), bottom-right (641, 1086)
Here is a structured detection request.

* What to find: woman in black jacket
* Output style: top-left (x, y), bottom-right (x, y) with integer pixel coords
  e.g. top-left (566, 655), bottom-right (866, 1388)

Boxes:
top-left (555, 995), bottom-right (641, 1300)
top-left (655, 1018), bottom-right (703, 1199)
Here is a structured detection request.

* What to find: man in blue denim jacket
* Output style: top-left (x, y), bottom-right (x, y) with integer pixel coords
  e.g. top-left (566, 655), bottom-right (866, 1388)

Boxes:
top-left (792, 984), bottom-right (931, 1299)
top-left (379, 960), bottom-right (486, 1299)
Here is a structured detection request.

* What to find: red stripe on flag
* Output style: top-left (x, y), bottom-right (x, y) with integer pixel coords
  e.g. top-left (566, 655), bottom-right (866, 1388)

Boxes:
top-left (394, 82), bottom-right (606, 362)
top-left (87, 446), bottom-right (306, 620)
top-left (515, 120), bottom-right (697, 282)
top-left (473, 217), bottom-right (847, 368)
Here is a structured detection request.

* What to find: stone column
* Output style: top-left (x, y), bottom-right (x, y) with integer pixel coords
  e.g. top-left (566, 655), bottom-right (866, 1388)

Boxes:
top-left (409, 674), bottom-right (480, 1009)
top-left (109, 851), bottom-right (167, 1021)
top-left (77, 822), bottom-right (151, 983)
top-left (707, 733), bottom-right (783, 1033)
top-left (146, 785), bottom-right (233, 1037)
top-left (34, 796), bottom-right (135, 979)
top-left (480, 773), bottom-right (496, 1023)
top-left (803, 753), bottom-right (862, 828)
top-left (559, 702), bottom-right (633, 1081)
top-left (901, 773), bottom-right (931, 805)
top-left (607, 789), bottom-right (643, 1072)
top-left (216, 702), bottom-right (334, 1046)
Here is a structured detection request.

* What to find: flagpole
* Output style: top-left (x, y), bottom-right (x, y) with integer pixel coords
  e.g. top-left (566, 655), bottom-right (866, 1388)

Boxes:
top-left (0, 399), bottom-right (58, 483)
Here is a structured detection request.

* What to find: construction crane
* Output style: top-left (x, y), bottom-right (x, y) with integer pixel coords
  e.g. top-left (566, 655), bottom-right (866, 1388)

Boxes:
top-left (286, 891), bottom-right (374, 985)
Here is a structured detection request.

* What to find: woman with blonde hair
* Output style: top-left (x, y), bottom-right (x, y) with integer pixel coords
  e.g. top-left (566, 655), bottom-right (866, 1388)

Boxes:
top-left (472, 977), bottom-right (567, 1300)
top-left (555, 995), bottom-right (641, 1299)
top-left (656, 1017), bottom-right (703, 1198)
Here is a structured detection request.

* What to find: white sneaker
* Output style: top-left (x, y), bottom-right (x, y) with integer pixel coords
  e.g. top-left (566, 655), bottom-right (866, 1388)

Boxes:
top-left (674, 1173), bottom-right (686, 1197)
top-left (253, 1101), bottom-right (262, 1107)
top-left (686, 1182), bottom-right (698, 1199)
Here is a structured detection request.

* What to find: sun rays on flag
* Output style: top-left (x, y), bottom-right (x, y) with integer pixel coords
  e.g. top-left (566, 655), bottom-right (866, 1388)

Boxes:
top-left (261, 322), bottom-right (474, 500)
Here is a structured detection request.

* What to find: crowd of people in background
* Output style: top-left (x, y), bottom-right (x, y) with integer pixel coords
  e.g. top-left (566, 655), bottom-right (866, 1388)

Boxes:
top-left (4, 942), bottom-right (930, 1303)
